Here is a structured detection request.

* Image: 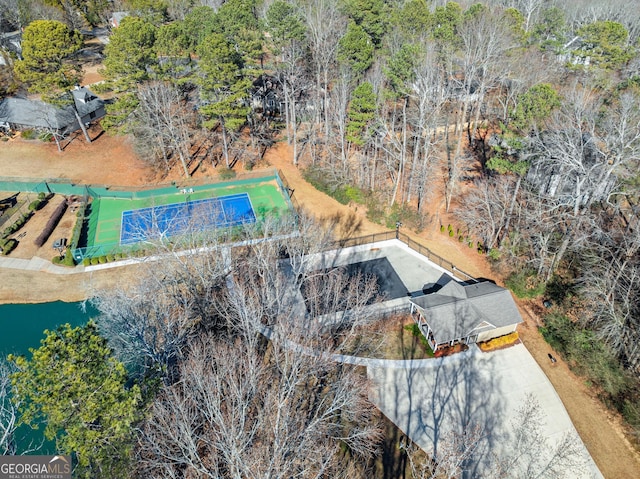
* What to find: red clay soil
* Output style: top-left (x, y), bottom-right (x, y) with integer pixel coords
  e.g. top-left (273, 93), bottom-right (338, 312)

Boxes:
top-left (433, 343), bottom-right (469, 358)
top-left (0, 136), bottom-right (638, 477)
top-left (0, 127), bottom-right (150, 186)
top-left (81, 64), bottom-right (105, 87)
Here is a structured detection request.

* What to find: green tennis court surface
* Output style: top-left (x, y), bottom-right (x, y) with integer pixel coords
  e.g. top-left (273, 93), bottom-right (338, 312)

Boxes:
top-left (84, 180), bottom-right (290, 251)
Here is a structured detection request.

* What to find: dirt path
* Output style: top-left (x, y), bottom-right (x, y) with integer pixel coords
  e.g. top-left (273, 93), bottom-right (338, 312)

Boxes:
top-left (0, 263), bottom-right (149, 304)
top-left (264, 143), bottom-right (491, 278)
top-left (517, 315), bottom-right (640, 479)
top-left (0, 138), bottom-right (638, 477)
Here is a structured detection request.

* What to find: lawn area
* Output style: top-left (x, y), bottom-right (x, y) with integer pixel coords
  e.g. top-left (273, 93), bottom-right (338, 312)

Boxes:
top-left (344, 316), bottom-right (435, 360)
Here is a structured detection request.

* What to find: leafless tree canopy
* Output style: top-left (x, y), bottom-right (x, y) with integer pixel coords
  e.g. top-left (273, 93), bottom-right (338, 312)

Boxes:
top-left (87, 215), bottom-right (386, 477)
top-left (0, 358), bottom-right (19, 455)
top-left (136, 334), bottom-right (382, 479)
top-left (131, 82), bottom-right (196, 177)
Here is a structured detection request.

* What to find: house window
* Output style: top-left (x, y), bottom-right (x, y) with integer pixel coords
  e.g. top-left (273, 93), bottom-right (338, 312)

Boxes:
top-left (89, 111), bottom-right (96, 119)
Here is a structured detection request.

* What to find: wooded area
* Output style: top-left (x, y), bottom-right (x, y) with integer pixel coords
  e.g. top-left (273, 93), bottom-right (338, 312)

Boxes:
top-left (2, 0), bottom-right (640, 476)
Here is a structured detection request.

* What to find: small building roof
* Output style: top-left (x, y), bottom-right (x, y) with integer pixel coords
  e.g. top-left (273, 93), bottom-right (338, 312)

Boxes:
top-left (410, 274), bottom-right (523, 345)
top-left (70, 87), bottom-right (103, 117)
top-left (0, 87), bottom-right (104, 132)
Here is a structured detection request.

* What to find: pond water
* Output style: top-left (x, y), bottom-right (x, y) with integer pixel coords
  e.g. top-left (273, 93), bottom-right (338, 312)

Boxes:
top-left (0, 301), bottom-right (93, 356)
top-left (0, 301), bottom-right (95, 453)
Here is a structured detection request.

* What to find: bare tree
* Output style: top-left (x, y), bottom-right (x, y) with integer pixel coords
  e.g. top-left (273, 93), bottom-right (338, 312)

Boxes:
top-left (493, 394), bottom-right (590, 479)
top-left (403, 426), bottom-right (485, 479)
top-left (0, 358), bottom-right (18, 455)
top-left (3, 0), bottom-right (64, 27)
top-left (0, 0), bottom-right (21, 31)
top-left (226, 211), bottom-right (382, 351)
top-left (135, 328), bottom-right (382, 478)
top-left (446, 7), bottom-right (515, 211)
top-left (456, 176), bottom-right (515, 251)
top-left (378, 98), bottom-right (410, 208)
top-left (276, 38), bottom-right (310, 165)
top-left (407, 44), bottom-right (448, 212)
top-left (578, 219), bottom-right (640, 373)
top-left (131, 81), bottom-right (196, 177)
top-left (90, 232), bottom-right (231, 382)
top-left (506, 186), bottom-right (567, 277)
top-left (598, 91), bottom-right (640, 202)
top-left (166, 0), bottom-right (193, 21)
top-left (526, 84), bottom-right (605, 277)
top-left (198, 0), bottom-right (224, 10)
top-left (495, 49), bottom-right (560, 125)
top-left (497, 0), bottom-right (546, 32)
top-left (329, 68), bottom-right (355, 172)
top-left (264, 1), bottom-right (310, 165)
top-left (304, 0), bottom-right (346, 156)
top-left (577, 93), bottom-right (640, 343)
top-left (90, 273), bottom-right (199, 382)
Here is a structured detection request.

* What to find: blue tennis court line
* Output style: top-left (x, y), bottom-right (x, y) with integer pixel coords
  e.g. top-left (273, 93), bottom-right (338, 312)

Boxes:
top-left (120, 193), bottom-right (256, 244)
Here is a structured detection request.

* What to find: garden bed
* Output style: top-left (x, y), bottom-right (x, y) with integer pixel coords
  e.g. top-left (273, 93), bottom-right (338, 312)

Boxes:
top-left (434, 342), bottom-right (469, 357)
top-left (478, 332), bottom-right (520, 352)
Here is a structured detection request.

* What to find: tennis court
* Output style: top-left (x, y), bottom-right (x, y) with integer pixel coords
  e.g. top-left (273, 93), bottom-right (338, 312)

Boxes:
top-left (120, 193), bottom-right (255, 244)
top-left (81, 177), bottom-right (292, 256)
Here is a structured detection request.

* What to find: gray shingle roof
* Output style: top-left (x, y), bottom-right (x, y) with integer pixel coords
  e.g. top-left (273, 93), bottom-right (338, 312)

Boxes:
top-left (70, 87), bottom-right (103, 118)
top-left (0, 87), bottom-right (104, 132)
top-left (410, 274), bottom-right (523, 345)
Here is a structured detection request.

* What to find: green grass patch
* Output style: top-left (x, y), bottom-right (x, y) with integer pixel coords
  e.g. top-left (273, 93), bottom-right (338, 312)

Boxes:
top-left (403, 323), bottom-right (435, 358)
top-left (539, 312), bottom-right (639, 432)
top-left (505, 269), bottom-right (546, 298)
top-left (303, 167), bottom-right (365, 205)
top-left (385, 203), bottom-right (427, 233)
top-left (21, 129), bottom-right (36, 140)
top-left (218, 168), bottom-right (236, 180)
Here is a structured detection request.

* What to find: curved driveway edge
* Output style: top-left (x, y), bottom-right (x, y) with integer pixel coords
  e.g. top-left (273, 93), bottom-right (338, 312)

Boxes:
top-left (259, 321), bottom-right (601, 478)
top-left (366, 342), bottom-right (603, 479)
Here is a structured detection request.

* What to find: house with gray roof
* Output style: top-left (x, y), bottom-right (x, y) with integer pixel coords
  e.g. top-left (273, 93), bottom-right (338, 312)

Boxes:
top-left (0, 86), bottom-right (105, 135)
top-left (410, 274), bottom-right (523, 352)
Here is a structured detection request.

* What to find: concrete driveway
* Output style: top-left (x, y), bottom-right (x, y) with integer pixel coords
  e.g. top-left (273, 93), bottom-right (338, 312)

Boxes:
top-left (368, 343), bottom-right (603, 479)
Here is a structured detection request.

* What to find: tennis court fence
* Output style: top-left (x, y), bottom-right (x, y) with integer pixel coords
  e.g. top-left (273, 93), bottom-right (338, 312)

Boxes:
top-left (69, 170), bottom-right (297, 261)
top-left (0, 168), bottom-right (287, 197)
top-left (275, 169), bottom-right (300, 214)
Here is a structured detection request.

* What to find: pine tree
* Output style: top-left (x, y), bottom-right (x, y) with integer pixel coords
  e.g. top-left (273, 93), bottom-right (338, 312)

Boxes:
top-left (9, 323), bottom-right (141, 478)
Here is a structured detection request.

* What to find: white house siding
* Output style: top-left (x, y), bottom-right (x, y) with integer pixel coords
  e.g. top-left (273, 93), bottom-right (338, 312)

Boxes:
top-left (477, 324), bottom-right (517, 343)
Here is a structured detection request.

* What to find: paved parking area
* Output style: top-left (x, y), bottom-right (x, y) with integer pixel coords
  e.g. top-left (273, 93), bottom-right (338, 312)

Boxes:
top-left (306, 239), bottom-right (454, 292)
top-left (368, 343), bottom-right (603, 478)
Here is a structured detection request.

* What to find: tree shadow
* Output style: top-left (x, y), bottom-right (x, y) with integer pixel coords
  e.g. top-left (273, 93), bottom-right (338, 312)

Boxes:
top-left (371, 413), bottom-right (410, 479)
top-left (318, 210), bottom-right (363, 239)
top-left (370, 333), bottom-right (505, 478)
